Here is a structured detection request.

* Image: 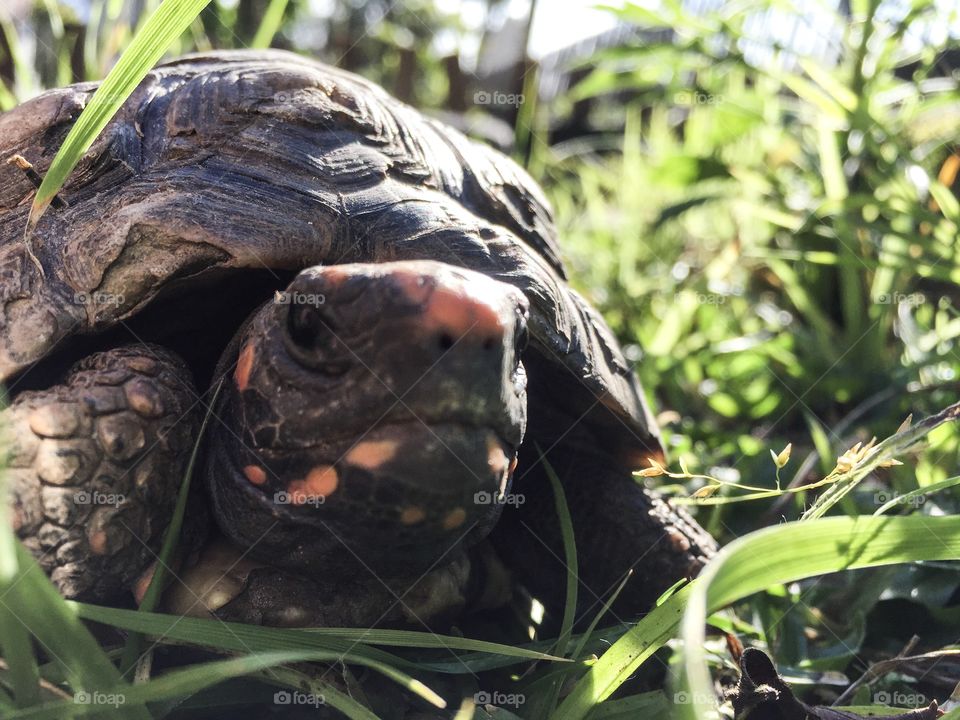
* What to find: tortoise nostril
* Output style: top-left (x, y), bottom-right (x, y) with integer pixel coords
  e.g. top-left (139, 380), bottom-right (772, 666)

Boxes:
top-left (482, 337), bottom-right (496, 351)
top-left (438, 332), bottom-right (455, 350)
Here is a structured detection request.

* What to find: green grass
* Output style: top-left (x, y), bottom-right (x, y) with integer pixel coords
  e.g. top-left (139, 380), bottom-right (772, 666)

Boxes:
top-left (2, 0), bottom-right (960, 717)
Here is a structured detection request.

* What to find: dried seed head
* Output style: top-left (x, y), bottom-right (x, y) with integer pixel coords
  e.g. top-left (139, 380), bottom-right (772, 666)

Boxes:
top-left (771, 443), bottom-right (792, 469)
top-left (636, 458), bottom-right (666, 478)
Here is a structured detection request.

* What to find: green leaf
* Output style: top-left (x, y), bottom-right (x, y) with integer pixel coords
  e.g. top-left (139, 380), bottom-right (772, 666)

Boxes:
top-left (799, 59), bottom-right (858, 113)
top-left (553, 585), bottom-right (692, 720)
top-left (250, 0), bottom-right (290, 48)
top-left (676, 515), bottom-right (960, 719)
top-left (873, 474), bottom-right (960, 515)
top-left (2, 545), bottom-right (150, 719)
top-left (3, 650), bottom-right (394, 719)
top-left (28, 0), bottom-right (212, 226)
top-left (930, 180), bottom-right (960, 223)
top-left (120, 379), bottom-right (223, 677)
top-left (73, 603), bottom-right (564, 668)
top-left (587, 691), bottom-right (672, 719)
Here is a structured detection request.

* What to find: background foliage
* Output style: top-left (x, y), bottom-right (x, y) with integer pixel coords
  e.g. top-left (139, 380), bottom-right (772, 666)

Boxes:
top-left (1, 0), bottom-right (959, 718)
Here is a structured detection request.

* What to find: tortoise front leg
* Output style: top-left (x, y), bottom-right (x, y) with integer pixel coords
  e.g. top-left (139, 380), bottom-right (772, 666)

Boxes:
top-left (491, 444), bottom-right (717, 627)
top-left (5, 345), bottom-right (202, 601)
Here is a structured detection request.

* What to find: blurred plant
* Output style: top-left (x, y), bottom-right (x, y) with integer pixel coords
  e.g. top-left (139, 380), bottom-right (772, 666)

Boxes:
top-left (538, 0), bottom-right (960, 526)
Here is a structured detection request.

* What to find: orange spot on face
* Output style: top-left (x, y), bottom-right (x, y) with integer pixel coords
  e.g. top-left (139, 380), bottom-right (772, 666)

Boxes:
top-left (487, 434), bottom-right (508, 475)
top-left (133, 562), bottom-right (158, 605)
top-left (400, 506), bottom-right (426, 525)
top-left (395, 271), bottom-right (434, 305)
top-left (304, 465), bottom-right (339, 496)
top-left (287, 465), bottom-right (339, 504)
top-left (89, 530), bottom-right (108, 555)
top-left (243, 465), bottom-right (267, 486)
top-left (424, 285), bottom-right (504, 341)
top-left (442, 507), bottom-right (467, 530)
top-left (234, 342), bottom-right (255, 392)
top-left (345, 440), bottom-right (398, 471)
top-left (318, 266), bottom-right (351, 287)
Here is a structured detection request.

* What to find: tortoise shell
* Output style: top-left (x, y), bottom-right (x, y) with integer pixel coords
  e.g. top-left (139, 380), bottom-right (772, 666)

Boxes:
top-left (0, 49), bottom-right (660, 465)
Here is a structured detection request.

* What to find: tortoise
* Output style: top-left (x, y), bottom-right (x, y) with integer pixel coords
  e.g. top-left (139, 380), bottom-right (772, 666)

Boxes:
top-left (0, 49), bottom-right (715, 629)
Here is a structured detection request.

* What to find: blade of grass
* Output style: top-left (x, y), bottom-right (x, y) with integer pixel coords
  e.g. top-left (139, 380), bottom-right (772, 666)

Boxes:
top-left (2, 544), bottom-right (150, 719)
top-left (872, 475), bottom-right (960, 515)
top-left (804, 400), bottom-right (960, 519)
top-left (120, 379), bottom-right (223, 678)
top-left (4, 649), bottom-right (406, 719)
top-left (0, 611), bottom-right (39, 708)
top-left (587, 691), bottom-right (672, 719)
top-left (568, 569), bottom-right (634, 662)
top-left (543, 457), bottom-right (578, 659)
top-left (250, 0), bottom-right (290, 49)
top-left (526, 455), bottom-right (579, 720)
top-left (28, 0), bottom-right (212, 227)
top-left (554, 584), bottom-right (693, 720)
top-left (0, 425), bottom-right (38, 708)
top-left (77, 603), bottom-right (564, 666)
top-left (256, 666), bottom-right (380, 720)
top-left (675, 515), bottom-right (960, 720)
top-left (555, 515), bottom-right (960, 720)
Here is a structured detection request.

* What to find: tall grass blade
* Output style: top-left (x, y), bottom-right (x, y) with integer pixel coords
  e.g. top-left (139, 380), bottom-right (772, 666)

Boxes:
top-left (120, 379), bottom-right (223, 678)
top-left (251, 0), bottom-right (290, 49)
top-left (3, 650), bottom-right (399, 719)
top-left (676, 515), bottom-right (960, 720)
top-left (28, 0), bottom-right (212, 227)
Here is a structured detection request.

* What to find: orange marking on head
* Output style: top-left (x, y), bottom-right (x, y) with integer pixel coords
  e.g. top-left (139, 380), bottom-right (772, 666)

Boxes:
top-left (234, 342), bottom-right (255, 392)
top-left (400, 506), bottom-right (426, 525)
top-left (442, 507), bottom-right (467, 530)
top-left (319, 266), bottom-right (351, 286)
top-left (287, 466), bottom-right (338, 504)
top-left (303, 465), bottom-right (339, 497)
top-left (243, 465), bottom-right (268, 486)
top-left (424, 285), bottom-right (504, 340)
top-left (345, 440), bottom-right (398, 471)
top-left (487, 434), bottom-right (508, 475)
top-left (89, 530), bottom-right (108, 555)
top-left (133, 562), bottom-right (158, 605)
top-left (394, 271), bottom-right (434, 305)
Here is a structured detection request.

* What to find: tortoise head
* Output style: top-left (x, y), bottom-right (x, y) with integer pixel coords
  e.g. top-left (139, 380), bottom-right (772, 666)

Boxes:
top-left (207, 260), bottom-right (528, 574)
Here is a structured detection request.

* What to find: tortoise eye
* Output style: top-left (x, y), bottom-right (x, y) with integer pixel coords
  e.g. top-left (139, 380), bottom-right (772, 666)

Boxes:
top-left (287, 305), bottom-right (334, 349)
top-left (284, 305), bottom-right (351, 376)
